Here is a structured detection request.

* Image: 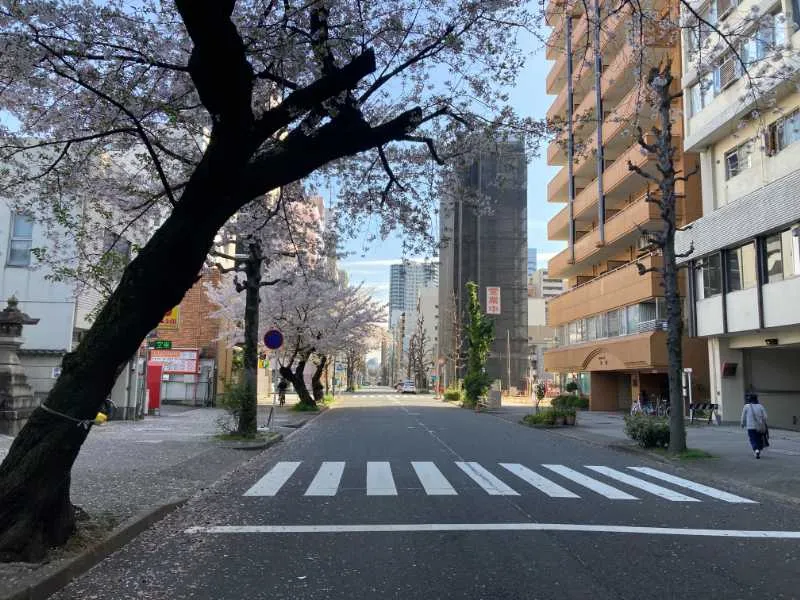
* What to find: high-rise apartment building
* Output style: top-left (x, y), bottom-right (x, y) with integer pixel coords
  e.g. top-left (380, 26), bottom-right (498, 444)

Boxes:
top-left (541, 0), bottom-right (708, 409)
top-left (675, 1), bottom-right (800, 429)
top-left (388, 261), bottom-right (438, 338)
top-left (438, 140), bottom-right (528, 392)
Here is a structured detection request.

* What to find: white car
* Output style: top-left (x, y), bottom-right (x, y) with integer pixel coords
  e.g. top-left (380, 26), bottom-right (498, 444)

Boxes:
top-left (401, 380), bottom-right (417, 394)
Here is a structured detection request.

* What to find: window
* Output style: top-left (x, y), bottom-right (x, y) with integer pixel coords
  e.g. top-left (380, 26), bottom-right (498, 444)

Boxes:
top-left (7, 213), bottom-right (33, 266)
top-left (607, 309), bottom-right (620, 337)
top-left (724, 141), bottom-right (752, 179)
top-left (626, 304), bottom-right (640, 334)
top-left (775, 110), bottom-right (800, 153)
top-left (696, 253), bottom-right (722, 298)
top-left (726, 243), bottom-right (757, 291)
top-left (765, 229), bottom-right (798, 282)
top-left (690, 72), bottom-right (715, 115)
top-left (101, 230), bottom-right (132, 279)
top-left (586, 316), bottom-right (597, 341)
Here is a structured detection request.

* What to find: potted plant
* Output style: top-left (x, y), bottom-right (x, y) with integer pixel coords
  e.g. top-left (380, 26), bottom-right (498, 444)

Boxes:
top-left (563, 408), bottom-right (577, 426)
top-left (565, 381), bottom-right (579, 396)
top-left (534, 381), bottom-right (546, 413)
top-left (553, 409), bottom-right (566, 426)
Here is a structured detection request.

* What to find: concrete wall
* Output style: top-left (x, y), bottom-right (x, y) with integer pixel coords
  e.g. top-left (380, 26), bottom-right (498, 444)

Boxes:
top-left (707, 337), bottom-right (746, 423)
top-left (763, 277), bottom-right (800, 328)
top-left (726, 288), bottom-right (759, 333)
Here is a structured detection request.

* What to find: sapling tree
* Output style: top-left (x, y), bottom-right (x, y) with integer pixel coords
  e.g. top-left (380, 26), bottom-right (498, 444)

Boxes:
top-left (462, 281), bottom-right (494, 406)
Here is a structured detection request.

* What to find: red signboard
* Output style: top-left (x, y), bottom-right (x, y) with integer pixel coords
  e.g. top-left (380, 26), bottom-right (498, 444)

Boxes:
top-left (486, 286), bottom-right (501, 315)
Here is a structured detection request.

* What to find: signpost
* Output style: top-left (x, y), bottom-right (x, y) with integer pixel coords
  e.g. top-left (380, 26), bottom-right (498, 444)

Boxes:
top-left (263, 329), bottom-right (283, 350)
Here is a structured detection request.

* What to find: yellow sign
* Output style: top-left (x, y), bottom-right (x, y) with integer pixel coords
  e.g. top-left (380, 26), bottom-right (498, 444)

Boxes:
top-left (159, 306), bottom-right (180, 330)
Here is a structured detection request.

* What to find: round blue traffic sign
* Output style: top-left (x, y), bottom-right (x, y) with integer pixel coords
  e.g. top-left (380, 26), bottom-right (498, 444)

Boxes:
top-left (263, 329), bottom-right (283, 350)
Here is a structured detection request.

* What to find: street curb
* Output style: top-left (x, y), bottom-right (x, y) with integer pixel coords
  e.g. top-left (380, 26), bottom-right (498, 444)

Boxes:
top-left (2, 499), bottom-right (187, 600)
top-left (215, 432), bottom-right (283, 450)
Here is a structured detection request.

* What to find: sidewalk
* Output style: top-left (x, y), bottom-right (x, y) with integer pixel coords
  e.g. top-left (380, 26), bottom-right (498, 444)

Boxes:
top-left (0, 402), bottom-right (314, 599)
top-left (493, 405), bottom-right (800, 503)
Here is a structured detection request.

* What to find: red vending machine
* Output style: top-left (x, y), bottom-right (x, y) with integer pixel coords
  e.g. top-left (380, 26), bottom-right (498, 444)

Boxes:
top-left (146, 363), bottom-right (163, 415)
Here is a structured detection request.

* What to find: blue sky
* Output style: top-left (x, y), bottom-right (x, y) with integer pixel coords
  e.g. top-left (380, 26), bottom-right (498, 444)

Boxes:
top-left (339, 30), bottom-right (564, 305)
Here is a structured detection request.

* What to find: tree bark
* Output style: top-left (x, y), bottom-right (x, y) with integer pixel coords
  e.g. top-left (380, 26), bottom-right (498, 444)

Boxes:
top-left (311, 355), bottom-right (327, 403)
top-left (280, 358), bottom-right (315, 407)
top-left (238, 241), bottom-right (262, 437)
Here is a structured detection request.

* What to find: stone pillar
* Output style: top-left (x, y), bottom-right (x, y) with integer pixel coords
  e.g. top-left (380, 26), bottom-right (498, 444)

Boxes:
top-left (0, 297), bottom-right (40, 435)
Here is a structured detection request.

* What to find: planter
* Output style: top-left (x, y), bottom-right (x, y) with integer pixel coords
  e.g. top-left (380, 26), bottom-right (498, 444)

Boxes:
top-left (554, 415), bottom-right (566, 426)
top-left (564, 414), bottom-right (576, 426)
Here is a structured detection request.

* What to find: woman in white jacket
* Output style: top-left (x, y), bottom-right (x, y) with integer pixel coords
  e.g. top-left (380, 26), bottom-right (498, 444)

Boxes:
top-left (740, 396), bottom-right (768, 459)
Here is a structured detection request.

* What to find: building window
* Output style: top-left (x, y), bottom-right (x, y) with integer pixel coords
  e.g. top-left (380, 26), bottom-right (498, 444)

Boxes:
top-left (765, 109), bottom-right (800, 156)
top-left (7, 213), bottom-right (33, 267)
top-left (696, 253), bottom-right (722, 299)
top-left (626, 304), bottom-right (640, 334)
top-left (726, 243), bottom-right (757, 291)
top-left (101, 230), bottom-right (132, 278)
top-left (724, 141), bottom-right (752, 179)
top-left (765, 229), bottom-right (798, 282)
top-left (607, 309), bottom-right (620, 337)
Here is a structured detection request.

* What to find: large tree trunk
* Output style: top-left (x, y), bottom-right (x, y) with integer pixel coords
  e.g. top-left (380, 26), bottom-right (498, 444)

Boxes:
top-left (0, 131), bottom-right (254, 562)
top-left (280, 358), bottom-right (315, 407)
top-left (238, 242), bottom-right (262, 437)
top-left (311, 355), bottom-right (327, 403)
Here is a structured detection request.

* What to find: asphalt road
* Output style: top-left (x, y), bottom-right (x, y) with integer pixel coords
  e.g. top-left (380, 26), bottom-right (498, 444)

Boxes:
top-left (55, 389), bottom-right (800, 599)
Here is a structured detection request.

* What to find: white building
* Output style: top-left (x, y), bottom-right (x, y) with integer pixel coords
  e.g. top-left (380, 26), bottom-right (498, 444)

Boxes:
top-left (417, 286), bottom-right (439, 364)
top-left (0, 200), bottom-right (146, 417)
top-left (677, 0), bottom-right (800, 429)
top-left (527, 268), bottom-right (565, 300)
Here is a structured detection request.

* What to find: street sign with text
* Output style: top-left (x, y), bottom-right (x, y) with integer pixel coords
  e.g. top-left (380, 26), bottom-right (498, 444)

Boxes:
top-left (148, 340), bottom-right (172, 350)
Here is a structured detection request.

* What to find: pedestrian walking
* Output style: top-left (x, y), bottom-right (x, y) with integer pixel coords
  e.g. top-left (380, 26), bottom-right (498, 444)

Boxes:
top-left (277, 379), bottom-right (288, 406)
top-left (740, 393), bottom-right (768, 459)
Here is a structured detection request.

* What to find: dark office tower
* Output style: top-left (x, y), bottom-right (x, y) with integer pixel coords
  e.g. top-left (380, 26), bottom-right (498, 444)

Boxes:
top-left (438, 139), bottom-right (528, 392)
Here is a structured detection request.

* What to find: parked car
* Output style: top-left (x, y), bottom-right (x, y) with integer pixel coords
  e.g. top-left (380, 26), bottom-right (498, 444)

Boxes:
top-left (401, 380), bottom-right (417, 394)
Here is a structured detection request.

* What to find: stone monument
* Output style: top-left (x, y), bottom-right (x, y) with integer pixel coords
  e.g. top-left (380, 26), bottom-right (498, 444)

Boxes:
top-left (0, 297), bottom-right (40, 435)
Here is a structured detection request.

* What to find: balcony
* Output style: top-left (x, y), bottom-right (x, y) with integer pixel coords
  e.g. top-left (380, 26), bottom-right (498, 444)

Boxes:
top-left (546, 10), bottom-right (590, 60)
top-left (547, 254), bottom-right (664, 324)
top-left (543, 330), bottom-right (668, 373)
top-left (548, 193), bottom-right (682, 271)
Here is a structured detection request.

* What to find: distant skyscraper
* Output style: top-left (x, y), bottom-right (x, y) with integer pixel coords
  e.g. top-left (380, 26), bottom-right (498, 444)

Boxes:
top-left (438, 139), bottom-right (528, 391)
top-left (389, 261), bottom-right (439, 330)
top-left (527, 248), bottom-right (537, 277)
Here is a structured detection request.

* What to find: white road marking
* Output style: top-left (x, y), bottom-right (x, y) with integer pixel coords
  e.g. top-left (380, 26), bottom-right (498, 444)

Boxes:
top-left (367, 461), bottom-right (397, 496)
top-left (455, 462), bottom-right (519, 496)
top-left (305, 462), bottom-right (346, 496)
top-left (185, 523), bottom-right (800, 539)
top-left (628, 467), bottom-right (756, 503)
top-left (499, 463), bottom-right (580, 498)
top-left (542, 465), bottom-right (637, 500)
top-left (412, 461), bottom-right (458, 495)
top-left (585, 466), bottom-right (700, 502)
top-left (244, 461), bottom-right (301, 496)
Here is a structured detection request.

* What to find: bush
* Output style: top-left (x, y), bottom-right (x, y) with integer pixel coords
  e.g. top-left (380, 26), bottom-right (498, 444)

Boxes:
top-left (551, 394), bottom-right (589, 410)
top-left (565, 381), bottom-right (579, 393)
top-left (290, 401), bottom-right (320, 412)
top-left (624, 414), bottom-right (670, 448)
top-left (215, 380), bottom-right (249, 433)
top-left (443, 389), bottom-right (462, 402)
top-left (321, 394), bottom-right (335, 405)
top-left (523, 411), bottom-right (556, 426)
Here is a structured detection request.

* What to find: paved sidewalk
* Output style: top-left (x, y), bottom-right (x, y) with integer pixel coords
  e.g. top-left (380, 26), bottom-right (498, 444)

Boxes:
top-left (493, 405), bottom-right (800, 502)
top-left (0, 402), bottom-right (314, 598)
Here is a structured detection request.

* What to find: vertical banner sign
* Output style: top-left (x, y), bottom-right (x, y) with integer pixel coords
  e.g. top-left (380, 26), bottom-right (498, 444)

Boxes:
top-left (486, 287), bottom-right (501, 315)
top-left (159, 306), bottom-right (180, 330)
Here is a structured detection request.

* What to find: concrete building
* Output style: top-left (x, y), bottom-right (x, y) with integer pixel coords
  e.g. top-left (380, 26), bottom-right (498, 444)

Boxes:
top-left (675, 0), bottom-right (800, 429)
top-left (388, 261), bottom-right (438, 333)
top-left (528, 268), bottom-right (565, 300)
top-left (542, 0), bottom-right (708, 409)
top-left (438, 140), bottom-right (528, 393)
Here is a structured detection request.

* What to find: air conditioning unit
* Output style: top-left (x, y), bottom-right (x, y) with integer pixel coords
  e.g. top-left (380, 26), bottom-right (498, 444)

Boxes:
top-left (717, 55), bottom-right (739, 90)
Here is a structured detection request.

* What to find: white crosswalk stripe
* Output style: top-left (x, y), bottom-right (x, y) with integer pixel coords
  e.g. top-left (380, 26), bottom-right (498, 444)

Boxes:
top-left (541, 465), bottom-right (638, 500)
top-left (412, 461), bottom-right (458, 495)
top-left (244, 461), bottom-right (301, 496)
top-left (305, 462), bottom-right (346, 496)
top-left (499, 463), bottom-right (580, 498)
top-left (242, 461), bottom-right (755, 504)
top-left (585, 466), bottom-right (700, 502)
top-left (367, 461), bottom-right (397, 496)
top-left (455, 462), bottom-right (519, 496)
top-left (628, 467), bottom-right (757, 504)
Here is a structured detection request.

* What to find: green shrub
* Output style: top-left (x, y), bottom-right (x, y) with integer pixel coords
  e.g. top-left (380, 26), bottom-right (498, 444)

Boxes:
top-left (443, 388), bottom-right (462, 402)
top-left (321, 394), bottom-right (335, 405)
top-left (215, 381), bottom-right (250, 433)
top-left (290, 401), bottom-right (320, 412)
top-left (565, 381), bottom-right (579, 393)
top-left (522, 411), bottom-right (556, 426)
top-left (624, 414), bottom-right (670, 448)
top-left (551, 394), bottom-right (589, 410)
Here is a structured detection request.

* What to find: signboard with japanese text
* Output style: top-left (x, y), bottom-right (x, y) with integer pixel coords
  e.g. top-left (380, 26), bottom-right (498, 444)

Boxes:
top-left (486, 286), bottom-right (501, 315)
top-left (159, 307), bottom-right (180, 330)
top-left (148, 349), bottom-right (199, 374)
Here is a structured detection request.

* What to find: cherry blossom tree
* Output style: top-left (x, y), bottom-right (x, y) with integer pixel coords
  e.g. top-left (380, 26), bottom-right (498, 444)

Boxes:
top-left (0, 0), bottom-right (540, 559)
top-left (206, 187), bottom-right (322, 435)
